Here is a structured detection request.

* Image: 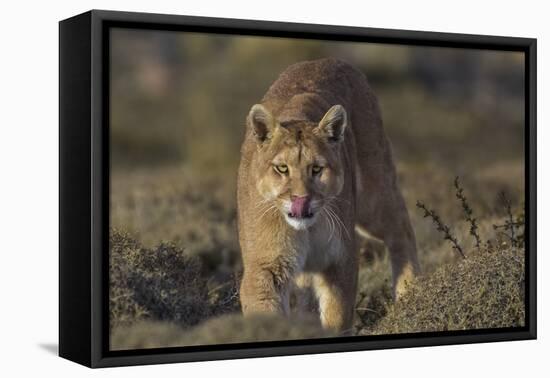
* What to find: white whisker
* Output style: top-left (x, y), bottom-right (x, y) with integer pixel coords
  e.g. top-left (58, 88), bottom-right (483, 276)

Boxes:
top-left (258, 204), bottom-right (278, 222)
top-left (325, 207), bottom-right (341, 240)
top-left (253, 198), bottom-right (272, 210)
top-left (323, 208), bottom-right (336, 243)
top-left (325, 204), bottom-right (351, 240)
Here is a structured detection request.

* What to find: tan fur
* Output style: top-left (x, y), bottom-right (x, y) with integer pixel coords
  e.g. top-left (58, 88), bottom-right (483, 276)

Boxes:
top-left (237, 58), bottom-right (419, 333)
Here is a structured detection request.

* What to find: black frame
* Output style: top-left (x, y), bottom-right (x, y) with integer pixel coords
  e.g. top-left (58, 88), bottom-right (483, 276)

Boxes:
top-left (59, 9), bottom-right (537, 368)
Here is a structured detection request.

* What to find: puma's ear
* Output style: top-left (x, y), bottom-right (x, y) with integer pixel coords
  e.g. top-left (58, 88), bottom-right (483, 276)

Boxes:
top-left (247, 104), bottom-right (275, 143)
top-left (316, 105), bottom-right (348, 143)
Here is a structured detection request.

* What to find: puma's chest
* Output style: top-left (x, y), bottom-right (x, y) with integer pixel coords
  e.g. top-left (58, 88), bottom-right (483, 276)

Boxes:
top-left (294, 229), bottom-right (346, 273)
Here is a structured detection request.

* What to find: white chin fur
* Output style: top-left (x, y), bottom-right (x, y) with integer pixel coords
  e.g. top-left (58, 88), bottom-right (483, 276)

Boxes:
top-left (283, 213), bottom-right (318, 230)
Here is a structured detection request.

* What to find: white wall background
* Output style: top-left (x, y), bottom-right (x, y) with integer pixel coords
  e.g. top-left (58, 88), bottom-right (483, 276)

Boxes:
top-left (0, 0), bottom-right (546, 376)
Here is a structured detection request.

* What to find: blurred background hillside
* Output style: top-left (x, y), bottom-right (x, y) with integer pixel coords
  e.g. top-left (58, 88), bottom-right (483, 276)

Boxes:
top-left (109, 28), bottom-right (526, 349)
top-left (111, 28), bottom-right (524, 172)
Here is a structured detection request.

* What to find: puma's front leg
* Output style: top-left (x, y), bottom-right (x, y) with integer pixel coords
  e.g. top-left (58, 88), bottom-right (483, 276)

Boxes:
top-left (314, 260), bottom-right (358, 334)
top-left (240, 255), bottom-right (295, 316)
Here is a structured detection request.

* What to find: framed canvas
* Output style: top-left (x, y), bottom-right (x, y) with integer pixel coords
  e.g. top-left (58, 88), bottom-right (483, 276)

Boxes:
top-left (59, 9), bottom-right (537, 368)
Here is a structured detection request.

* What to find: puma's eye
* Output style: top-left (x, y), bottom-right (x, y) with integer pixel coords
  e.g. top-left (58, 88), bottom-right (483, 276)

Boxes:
top-left (274, 164), bottom-right (288, 174)
top-left (312, 165), bottom-right (323, 175)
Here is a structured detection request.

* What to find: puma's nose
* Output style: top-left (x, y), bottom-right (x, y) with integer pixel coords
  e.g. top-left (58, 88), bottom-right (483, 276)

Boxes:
top-left (289, 195), bottom-right (313, 219)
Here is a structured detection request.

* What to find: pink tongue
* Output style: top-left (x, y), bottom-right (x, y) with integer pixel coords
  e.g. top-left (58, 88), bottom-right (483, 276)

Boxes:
top-left (291, 196), bottom-right (311, 217)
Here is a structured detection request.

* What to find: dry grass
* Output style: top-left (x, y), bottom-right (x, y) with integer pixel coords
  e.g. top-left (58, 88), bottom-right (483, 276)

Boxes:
top-left (369, 245), bottom-right (525, 334)
top-left (110, 229), bottom-right (240, 330)
top-left (109, 159), bottom-right (525, 347)
top-left (110, 230), bottom-right (208, 329)
top-left (111, 314), bottom-right (332, 350)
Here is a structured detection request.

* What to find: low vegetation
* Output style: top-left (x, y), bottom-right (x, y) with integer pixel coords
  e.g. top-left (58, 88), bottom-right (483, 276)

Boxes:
top-left (110, 229), bottom-right (240, 331)
top-left (109, 163), bottom-right (526, 348)
top-left (370, 245), bottom-right (525, 334)
top-left (112, 314), bottom-right (331, 350)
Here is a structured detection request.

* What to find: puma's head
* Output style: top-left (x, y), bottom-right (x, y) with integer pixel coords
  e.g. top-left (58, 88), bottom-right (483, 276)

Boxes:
top-left (247, 103), bottom-right (348, 230)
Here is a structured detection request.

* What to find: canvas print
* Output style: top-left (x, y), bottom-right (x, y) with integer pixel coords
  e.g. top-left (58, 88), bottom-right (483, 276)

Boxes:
top-left (108, 28), bottom-right (526, 350)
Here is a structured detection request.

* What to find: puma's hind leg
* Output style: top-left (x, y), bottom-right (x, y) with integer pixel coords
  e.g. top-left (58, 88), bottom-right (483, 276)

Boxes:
top-left (355, 167), bottom-right (420, 299)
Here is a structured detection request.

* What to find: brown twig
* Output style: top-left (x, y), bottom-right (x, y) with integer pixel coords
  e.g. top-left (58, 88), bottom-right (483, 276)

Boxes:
top-left (454, 176), bottom-right (481, 249)
top-left (493, 192), bottom-right (524, 247)
top-left (416, 200), bottom-right (465, 258)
